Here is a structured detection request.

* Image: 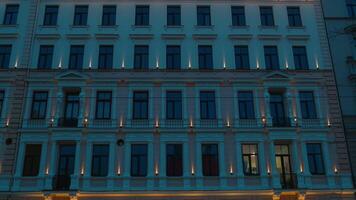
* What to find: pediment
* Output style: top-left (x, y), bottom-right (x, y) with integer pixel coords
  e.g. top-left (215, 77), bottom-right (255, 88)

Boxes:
top-left (55, 71), bottom-right (89, 80)
top-left (263, 71), bottom-right (291, 81)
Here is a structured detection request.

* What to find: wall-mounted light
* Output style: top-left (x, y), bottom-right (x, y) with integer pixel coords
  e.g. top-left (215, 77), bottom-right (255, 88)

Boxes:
top-left (117, 166), bottom-right (121, 176)
top-left (156, 59), bottom-right (159, 69)
top-left (191, 166), bottom-right (195, 176)
top-left (155, 167), bottom-right (159, 176)
top-left (121, 59), bottom-right (125, 69)
top-left (80, 168), bottom-right (84, 176)
top-left (327, 119), bottom-right (331, 128)
top-left (58, 59), bottom-right (62, 69)
top-left (256, 59), bottom-right (260, 70)
top-left (14, 58), bottom-right (18, 68)
top-left (262, 116), bottom-right (266, 127)
top-left (84, 117), bottom-right (88, 127)
top-left (334, 167), bottom-right (338, 174)
top-left (226, 120), bottom-right (231, 128)
top-left (5, 119), bottom-right (9, 127)
top-left (229, 165), bottom-right (234, 175)
top-left (188, 59), bottom-right (192, 69)
top-left (45, 167), bottom-right (49, 175)
top-left (119, 118), bottom-right (123, 128)
top-left (189, 119), bottom-right (193, 128)
top-left (267, 167), bottom-right (271, 176)
top-left (300, 165), bottom-right (303, 174)
top-left (285, 60), bottom-right (289, 70)
top-left (88, 59), bottom-right (92, 69)
top-left (50, 117), bottom-right (54, 127)
top-left (155, 120), bottom-right (159, 128)
top-left (315, 58), bottom-right (320, 70)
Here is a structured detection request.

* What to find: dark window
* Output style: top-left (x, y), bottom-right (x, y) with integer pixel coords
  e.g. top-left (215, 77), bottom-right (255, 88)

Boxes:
top-left (133, 91), bottom-right (148, 119)
top-left (22, 144), bottom-right (42, 176)
top-left (198, 45), bottom-right (213, 69)
top-left (166, 144), bottom-right (183, 176)
top-left (31, 91), bottom-right (48, 119)
top-left (91, 144), bottom-right (109, 177)
top-left (102, 5), bottom-right (116, 26)
top-left (197, 6), bottom-right (211, 26)
top-left (0, 45), bottom-right (11, 68)
top-left (98, 45), bottom-right (113, 69)
top-left (260, 6), bottom-right (274, 26)
top-left (287, 7), bottom-right (302, 27)
top-left (73, 5), bottom-right (88, 26)
top-left (37, 45), bottom-right (54, 69)
top-left (0, 91), bottom-right (4, 116)
top-left (95, 91), bottom-right (112, 119)
top-left (167, 5), bottom-right (181, 26)
top-left (242, 144), bottom-right (259, 175)
top-left (202, 144), bottom-right (219, 176)
top-left (307, 143), bottom-right (325, 175)
top-left (134, 45), bottom-right (149, 69)
top-left (3, 4), bottom-right (19, 25)
top-left (166, 45), bottom-right (181, 69)
top-left (57, 144), bottom-right (76, 176)
top-left (347, 0), bottom-right (356, 17)
top-left (166, 91), bottom-right (182, 120)
top-left (299, 91), bottom-right (317, 119)
top-left (293, 46), bottom-right (309, 70)
top-left (135, 5), bottom-right (149, 26)
top-left (270, 93), bottom-right (287, 126)
top-left (69, 45), bottom-right (84, 69)
top-left (64, 92), bottom-right (79, 119)
top-left (238, 91), bottom-right (255, 119)
top-left (235, 45), bottom-right (250, 69)
top-left (43, 5), bottom-right (59, 26)
top-left (131, 144), bottom-right (148, 177)
top-left (264, 46), bottom-right (279, 70)
top-left (231, 6), bottom-right (246, 26)
top-left (200, 91), bottom-right (216, 119)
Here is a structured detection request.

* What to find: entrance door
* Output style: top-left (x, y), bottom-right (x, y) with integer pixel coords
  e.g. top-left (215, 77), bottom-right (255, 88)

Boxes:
top-left (275, 144), bottom-right (296, 189)
top-left (54, 144), bottom-right (76, 190)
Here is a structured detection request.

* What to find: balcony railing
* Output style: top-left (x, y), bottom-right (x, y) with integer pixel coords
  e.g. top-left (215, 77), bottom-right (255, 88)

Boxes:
top-left (280, 173), bottom-right (298, 189)
top-left (52, 175), bottom-right (71, 191)
top-left (236, 118), bottom-right (259, 128)
top-left (23, 119), bottom-right (48, 128)
top-left (271, 117), bottom-right (291, 127)
top-left (58, 118), bottom-right (78, 128)
top-left (299, 118), bottom-right (325, 128)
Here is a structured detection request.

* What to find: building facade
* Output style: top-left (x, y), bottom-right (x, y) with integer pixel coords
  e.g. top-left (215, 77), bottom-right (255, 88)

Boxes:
top-left (0, 0), bottom-right (355, 200)
top-left (321, 0), bottom-right (356, 188)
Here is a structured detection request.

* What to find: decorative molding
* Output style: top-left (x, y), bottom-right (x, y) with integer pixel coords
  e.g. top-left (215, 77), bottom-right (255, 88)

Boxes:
top-left (192, 34), bottom-right (217, 40)
top-left (286, 35), bottom-right (310, 41)
top-left (95, 34), bottom-right (120, 40)
top-left (129, 34), bottom-right (154, 40)
top-left (161, 34), bottom-right (186, 40)
top-left (0, 33), bottom-right (19, 39)
top-left (35, 34), bottom-right (61, 40)
top-left (257, 34), bottom-right (282, 40)
top-left (228, 34), bottom-right (253, 40)
top-left (66, 34), bottom-right (91, 40)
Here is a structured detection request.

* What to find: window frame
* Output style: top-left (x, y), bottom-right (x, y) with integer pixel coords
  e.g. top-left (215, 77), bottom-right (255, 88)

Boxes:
top-left (241, 144), bottom-right (260, 176)
top-left (73, 5), bottom-right (88, 26)
top-left (166, 143), bottom-right (183, 177)
top-left (166, 45), bottom-right (181, 70)
top-left (135, 5), bottom-right (149, 26)
top-left (293, 46), bottom-right (309, 70)
top-left (131, 144), bottom-right (148, 177)
top-left (91, 144), bottom-right (109, 177)
top-left (37, 45), bottom-right (54, 69)
top-left (234, 45), bottom-right (250, 69)
top-left (260, 6), bottom-right (274, 26)
top-left (198, 45), bottom-right (213, 69)
top-left (231, 6), bottom-right (246, 26)
top-left (197, 5), bottom-right (211, 26)
top-left (134, 45), bottom-right (149, 69)
top-left (95, 91), bottom-right (112, 120)
top-left (167, 5), bottom-right (181, 26)
top-left (166, 91), bottom-right (182, 120)
top-left (264, 46), bottom-right (280, 70)
top-left (299, 91), bottom-right (317, 119)
top-left (306, 143), bottom-right (325, 175)
top-left (102, 5), bottom-right (116, 26)
top-left (30, 91), bottom-right (48, 120)
top-left (201, 143), bottom-right (219, 176)
top-left (0, 45), bottom-right (12, 68)
top-left (22, 144), bottom-right (42, 177)
top-left (98, 45), bottom-right (114, 69)
top-left (287, 6), bottom-right (303, 27)
top-left (3, 4), bottom-right (19, 25)
top-left (43, 5), bottom-right (59, 26)
top-left (68, 45), bottom-right (84, 69)
top-left (237, 91), bottom-right (255, 119)
top-left (132, 91), bottom-right (149, 120)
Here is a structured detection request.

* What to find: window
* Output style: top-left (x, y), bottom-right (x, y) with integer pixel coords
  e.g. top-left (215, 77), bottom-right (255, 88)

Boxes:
top-left (166, 45), bottom-right (181, 69)
top-left (0, 91), bottom-right (4, 116)
top-left (3, 4), bottom-right (19, 25)
top-left (166, 144), bottom-right (183, 176)
top-left (202, 144), bottom-right (219, 176)
top-left (200, 91), bottom-right (216, 119)
top-left (91, 144), bottom-right (109, 177)
top-left (197, 6), bottom-right (211, 26)
top-left (0, 45), bottom-right (11, 68)
top-left (22, 144), bottom-right (42, 176)
top-left (307, 143), bottom-right (325, 175)
top-left (238, 91), bottom-right (255, 119)
top-left (198, 45), bottom-right (213, 69)
top-left (347, 0), bottom-right (356, 17)
top-left (102, 5), bottom-right (116, 26)
top-left (135, 5), bottom-right (149, 26)
top-left (293, 46), bottom-right (309, 70)
top-left (270, 92), bottom-right (288, 126)
top-left (287, 7), bottom-right (302, 27)
top-left (235, 45), bottom-right (250, 69)
top-left (166, 91), bottom-right (182, 120)
top-left (260, 6), bottom-right (274, 26)
top-left (73, 5), bottom-right (88, 26)
top-left (134, 45), bottom-right (149, 69)
top-left (167, 5), bottom-right (181, 26)
top-left (31, 91), bottom-right (48, 119)
top-left (69, 45), bottom-right (84, 69)
top-left (299, 91), bottom-right (317, 119)
top-left (131, 144), bottom-right (148, 177)
top-left (37, 45), bottom-right (54, 69)
top-left (242, 144), bottom-right (259, 175)
top-left (133, 91), bottom-right (148, 119)
top-left (231, 6), bottom-right (246, 26)
top-left (98, 45), bottom-right (113, 69)
top-left (64, 92), bottom-right (79, 120)
top-left (264, 46), bottom-right (279, 70)
top-left (95, 91), bottom-right (112, 119)
top-left (43, 5), bottom-right (58, 26)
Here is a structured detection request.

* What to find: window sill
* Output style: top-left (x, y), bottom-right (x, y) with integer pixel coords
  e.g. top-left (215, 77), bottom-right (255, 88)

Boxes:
top-left (229, 25), bottom-right (250, 29)
top-left (287, 25), bottom-right (306, 30)
top-left (132, 25), bottom-right (152, 29)
top-left (259, 25), bottom-right (278, 30)
top-left (164, 25), bottom-right (184, 29)
top-left (98, 25), bottom-right (118, 29)
top-left (39, 25), bottom-right (58, 29)
top-left (0, 24), bottom-right (18, 28)
top-left (195, 25), bottom-right (214, 30)
top-left (70, 25), bottom-right (90, 29)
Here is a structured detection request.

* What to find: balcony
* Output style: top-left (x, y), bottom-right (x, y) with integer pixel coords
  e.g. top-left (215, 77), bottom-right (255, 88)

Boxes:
top-left (299, 118), bottom-right (326, 129)
top-left (58, 118), bottom-right (78, 128)
top-left (23, 119), bottom-right (48, 128)
top-left (236, 118), bottom-right (259, 128)
top-left (280, 173), bottom-right (298, 189)
top-left (52, 175), bottom-right (71, 191)
top-left (271, 117), bottom-right (291, 127)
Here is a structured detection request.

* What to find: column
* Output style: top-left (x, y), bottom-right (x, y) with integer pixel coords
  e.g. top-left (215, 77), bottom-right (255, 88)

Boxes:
top-left (70, 141), bottom-right (81, 190)
top-left (323, 142), bottom-right (336, 188)
top-left (259, 141), bottom-right (268, 187)
top-left (39, 142), bottom-right (48, 188)
top-left (264, 90), bottom-right (272, 127)
top-left (301, 142), bottom-right (311, 188)
top-left (292, 140), bottom-right (302, 188)
top-left (159, 141), bottom-right (166, 188)
top-left (55, 92), bottom-right (63, 126)
top-left (83, 142), bottom-right (92, 189)
top-left (236, 140), bottom-right (244, 188)
top-left (269, 141), bottom-right (280, 188)
top-left (78, 91), bottom-right (85, 127)
top-left (286, 90), bottom-right (295, 126)
top-left (45, 140), bottom-right (56, 190)
top-left (219, 141), bottom-right (227, 188)
top-left (12, 141), bottom-right (26, 190)
top-left (195, 141), bottom-right (203, 189)
top-left (107, 141), bottom-right (116, 189)
top-left (147, 141), bottom-right (154, 190)
top-left (183, 142), bottom-right (190, 189)
top-left (123, 141), bottom-right (131, 190)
